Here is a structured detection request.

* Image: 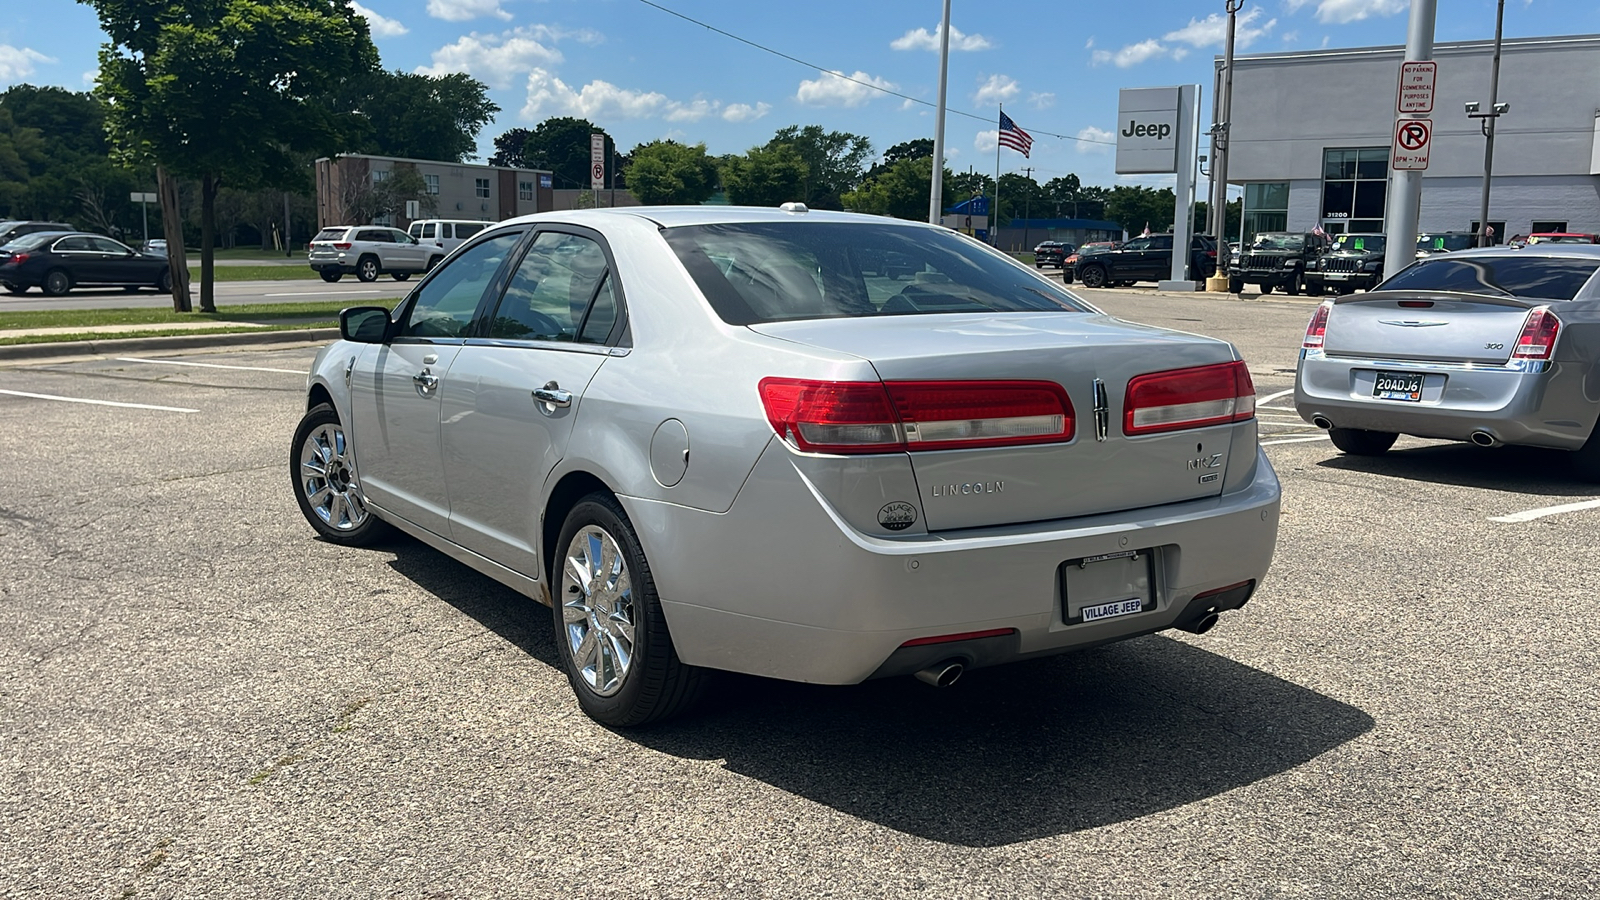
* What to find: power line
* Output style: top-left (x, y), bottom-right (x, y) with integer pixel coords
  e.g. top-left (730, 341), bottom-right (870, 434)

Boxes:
top-left (633, 0), bottom-right (1118, 147)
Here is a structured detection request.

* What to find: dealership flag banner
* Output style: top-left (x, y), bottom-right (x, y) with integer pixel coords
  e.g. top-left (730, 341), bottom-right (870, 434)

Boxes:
top-left (998, 111), bottom-right (1033, 157)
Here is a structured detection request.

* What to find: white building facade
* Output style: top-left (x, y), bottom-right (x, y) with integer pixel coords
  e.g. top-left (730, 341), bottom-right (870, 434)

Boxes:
top-left (1222, 34), bottom-right (1600, 243)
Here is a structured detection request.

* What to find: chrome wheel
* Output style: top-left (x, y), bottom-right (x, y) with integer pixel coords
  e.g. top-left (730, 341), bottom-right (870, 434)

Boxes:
top-left (561, 525), bottom-right (636, 697)
top-left (298, 421), bottom-right (368, 531)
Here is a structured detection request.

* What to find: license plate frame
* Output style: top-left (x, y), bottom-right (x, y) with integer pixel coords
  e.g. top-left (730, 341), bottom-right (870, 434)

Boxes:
top-left (1062, 550), bottom-right (1156, 625)
top-left (1372, 370), bottom-right (1425, 402)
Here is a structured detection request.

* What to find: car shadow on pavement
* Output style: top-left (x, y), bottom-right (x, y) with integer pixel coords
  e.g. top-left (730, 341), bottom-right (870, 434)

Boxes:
top-left (1315, 442), bottom-right (1600, 496)
top-left (633, 637), bottom-right (1372, 847)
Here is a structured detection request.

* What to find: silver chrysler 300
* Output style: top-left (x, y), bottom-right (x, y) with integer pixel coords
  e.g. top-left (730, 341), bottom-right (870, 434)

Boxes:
top-left (292, 206), bottom-right (1281, 725)
top-left (1296, 244), bottom-right (1600, 476)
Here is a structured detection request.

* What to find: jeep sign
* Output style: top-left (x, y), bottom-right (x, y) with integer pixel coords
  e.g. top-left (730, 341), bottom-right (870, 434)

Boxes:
top-left (1114, 87), bottom-right (1181, 175)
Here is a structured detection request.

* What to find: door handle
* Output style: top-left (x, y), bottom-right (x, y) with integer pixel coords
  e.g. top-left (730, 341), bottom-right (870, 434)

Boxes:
top-left (533, 382), bottom-right (573, 409)
top-left (412, 369), bottom-right (439, 395)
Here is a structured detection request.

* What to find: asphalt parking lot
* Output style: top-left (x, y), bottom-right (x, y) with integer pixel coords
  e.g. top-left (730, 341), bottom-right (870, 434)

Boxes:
top-left (2, 290), bottom-right (1596, 898)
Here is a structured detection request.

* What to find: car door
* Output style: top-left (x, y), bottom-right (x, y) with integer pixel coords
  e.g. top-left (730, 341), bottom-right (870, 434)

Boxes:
top-left (1110, 238), bottom-right (1149, 280)
top-left (440, 227), bottom-right (625, 576)
top-left (88, 236), bottom-right (144, 282)
top-left (1144, 235), bottom-right (1174, 280)
top-left (347, 228), bottom-right (526, 534)
top-left (389, 228), bottom-right (428, 272)
top-left (354, 228), bottom-right (393, 271)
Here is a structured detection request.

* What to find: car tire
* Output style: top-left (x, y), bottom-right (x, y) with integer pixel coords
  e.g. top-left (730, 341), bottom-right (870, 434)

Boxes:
top-left (392, 273), bottom-right (410, 281)
top-left (1328, 427), bottom-right (1398, 456)
top-left (1569, 423), bottom-right (1600, 481)
top-left (42, 269), bottom-right (71, 297)
top-left (2, 282), bottom-right (26, 295)
top-left (356, 256), bottom-right (380, 283)
top-left (426, 256), bottom-right (442, 272)
top-left (319, 270), bottom-right (342, 283)
top-left (1034, 262), bottom-right (1043, 269)
top-left (1307, 282), bottom-right (1324, 297)
top-left (158, 269), bottom-right (173, 293)
top-left (290, 403), bottom-right (392, 547)
top-left (552, 492), bottom-right (708, 727)
top-left (1228, 275), bottom-right (1243, 294)
top-left (1062, 271), bottom-right (1074, 284)
top-left (1260, 283), bottom-right (1275, 295)
top-left (1079, 265), bottom-right (1107, 289)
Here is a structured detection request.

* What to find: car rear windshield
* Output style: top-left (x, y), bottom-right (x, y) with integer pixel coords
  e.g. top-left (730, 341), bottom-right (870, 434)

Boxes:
top-left (4, 232), bottom-right (60, 251)
top-left (1379, 256), bottom-right (1600, 301)
top-left (663, 222), bottom-right (1093, 325)
top-left (312, 228), bottom-right (347, 242)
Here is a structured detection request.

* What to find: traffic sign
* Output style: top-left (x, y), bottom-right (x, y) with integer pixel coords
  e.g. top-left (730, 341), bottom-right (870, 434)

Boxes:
top-left (129, 192), bottom-right (157, 203)
top-left (1397, 61), bottom-right (1437, 114)
top-left (1392, 118), bottom-right (1432, 170)
top-left (590, 133), bottom-right (606, 191)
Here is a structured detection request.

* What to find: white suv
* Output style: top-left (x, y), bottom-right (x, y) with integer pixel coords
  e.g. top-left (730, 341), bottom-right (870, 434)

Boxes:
top-left (308, 226), bottom-right (429, 283)
top-left (407, 219), bottom-right (492, 265)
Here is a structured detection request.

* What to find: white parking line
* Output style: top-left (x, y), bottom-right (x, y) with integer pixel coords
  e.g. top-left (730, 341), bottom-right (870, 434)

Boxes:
top-left (263, 289), bottom-right (383, 297)
top-left (1258, 405), bottom-right (1298, 413)
top-left (1261, 434), bottom-right (1330, 446)
top-left (1488, 498), bottom-right (1600, 524)
top-left (1259, 389), bottom-right (1295, 404)
top-left (116, 357), bottom-right (306, 375)
top-left (0, 389), bottom-right (197, 413)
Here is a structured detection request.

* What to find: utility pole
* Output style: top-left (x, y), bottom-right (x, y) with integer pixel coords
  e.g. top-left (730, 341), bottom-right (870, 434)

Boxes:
top-left (1206, 0), bottom-right (1243, 292)
top-left (1383, 0), bottom-right (1439, 280)
top-left (1469, 0), bottom-right (1508, 247)
top-left (1021, 166), bottom-right (1033, 250)
top-left (927, 0), bottom-right (952, 225)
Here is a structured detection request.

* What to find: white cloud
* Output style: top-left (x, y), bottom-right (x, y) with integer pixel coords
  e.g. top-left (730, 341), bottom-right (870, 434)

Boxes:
top-left (416, 27), bottom-right (565, 89)
top-left (521, 68), bottom-right (729, 123)
top-left (426, 0), bottom-right (511, 23)
top-left (796, 70), bottom-right (895, 107)
top-left (1091, 39), bottom-right (1188, 68)
top-left (349, 1), bottom-right (408, 37)
top-left (1163, 8), bottom-right (1276, 49)
top-left (890, 24), bottom-right (993, 52)
top-left (1029, 91), bottom-right (1055, 110)
top-left (81, 70), bottom-right (99, 87)
top-left (1289, 0), bottom-right (1407, 24)
top-left (1075, 126), bottom-right (1114, 155)
top-left (974, 130), bottom-right (998, 153)
top-left (1085, 37), bottom-right (1095, 49)
top-left (972, 73), bottom-right (1019, 107)
top-left (721, 102), bottom-right (771, 123)
top-left (1281, 30), bottom-right (1300, 43)
top-left (0, 45), bottom-right (54, 83)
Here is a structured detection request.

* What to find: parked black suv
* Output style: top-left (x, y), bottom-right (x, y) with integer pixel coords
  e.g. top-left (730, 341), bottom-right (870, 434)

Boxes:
top-left (0, 220), bottom-right (76, 247)
top-left (1229, 231), bottom-right (1329, 295)
top-left (1032, 241), bottom-right (1074, 269)
top-left (1073, 234), bottom-right (1217, 288)
top-left (1304, 232), bottom-right (1386, 295)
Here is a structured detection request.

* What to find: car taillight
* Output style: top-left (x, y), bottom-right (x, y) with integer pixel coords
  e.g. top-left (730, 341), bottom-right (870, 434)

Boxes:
top-left (1302, 300), bottom-right (1332, 349)
top-left (758, 378), bottom-right (1074, 454)
top-left (6, 252), bottom-right (27, 265)
top-left (333, 242), bottom-right (352, 250)
top-left (1513, 307), bottom-right (1559, 360)
top-left (1123, 360), bottom-right (1255, 436)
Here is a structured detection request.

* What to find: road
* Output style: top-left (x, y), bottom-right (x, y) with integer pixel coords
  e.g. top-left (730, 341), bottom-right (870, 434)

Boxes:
top-left (1, 291), bottom-right (1596, 897)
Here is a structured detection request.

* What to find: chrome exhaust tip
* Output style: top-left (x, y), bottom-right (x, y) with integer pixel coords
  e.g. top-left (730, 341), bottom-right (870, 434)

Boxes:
top-left (1470, 431), bottom-right (1498, 447)
top-left (1179, 612), bottom-right (1220, 635)
top-left (914, 660), bottom-right (965, 688)
top-left (1311, 416), bottom-right (1333, 430)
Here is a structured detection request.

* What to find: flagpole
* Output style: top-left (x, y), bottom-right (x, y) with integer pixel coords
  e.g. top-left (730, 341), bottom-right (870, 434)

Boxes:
top-left (993, 105), bottom-right (1003, 246)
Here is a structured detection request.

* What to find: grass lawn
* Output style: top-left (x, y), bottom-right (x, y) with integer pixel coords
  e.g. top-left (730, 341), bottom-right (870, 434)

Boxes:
top-left (0, 300), bottom-right (366, 345)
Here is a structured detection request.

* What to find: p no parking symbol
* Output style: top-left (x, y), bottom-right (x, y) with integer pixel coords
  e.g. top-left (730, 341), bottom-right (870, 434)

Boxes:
top-left (1392, 117), bottom-right (1432, 170)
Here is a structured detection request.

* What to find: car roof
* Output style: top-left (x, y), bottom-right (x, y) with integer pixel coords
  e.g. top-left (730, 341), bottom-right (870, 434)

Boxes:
top-left (1422, 244), bottom-right (1600, 261)
top-left (500, 205), bottom-right (950, 232)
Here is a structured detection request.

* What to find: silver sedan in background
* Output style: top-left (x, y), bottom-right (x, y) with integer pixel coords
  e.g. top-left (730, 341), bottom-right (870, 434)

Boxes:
top-left (292, 206), bottom-right (1281, 725)
top-left (1296, 245), bottom-right (1600, 476)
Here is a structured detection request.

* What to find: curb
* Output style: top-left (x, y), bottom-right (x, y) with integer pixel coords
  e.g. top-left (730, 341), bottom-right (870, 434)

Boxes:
top-left (0, 327), bottom-right (340, 363)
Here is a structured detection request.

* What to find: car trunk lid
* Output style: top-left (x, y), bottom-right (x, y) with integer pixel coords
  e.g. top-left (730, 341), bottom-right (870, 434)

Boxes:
top-left (750, 313), bottom-right (1251, 531)
top-left (1322, 291), bottom-right (1540, 364)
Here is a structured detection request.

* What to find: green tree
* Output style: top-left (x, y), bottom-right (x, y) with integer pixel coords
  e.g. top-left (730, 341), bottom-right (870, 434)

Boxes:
top-left (88, 0), bottom-right (379, 311)
top-left (353, 70), bottom-right (497, 163)
top-left (842, 156), bottom-right (954, 221)
top-left (763, 125), bottom-right (872, 210)
top-left (624, 140), bottom-right (716, 205)
top-left (0, 85), bottom-right (150, 235)
top-left (722, 144), bottom-right (807, 208)
top-left (997, 172), bottom-right (1046, 223)
top-left (1105, 185), bottom-right (1177, 235)
top-left (489, 118), bottom-right (615, 189)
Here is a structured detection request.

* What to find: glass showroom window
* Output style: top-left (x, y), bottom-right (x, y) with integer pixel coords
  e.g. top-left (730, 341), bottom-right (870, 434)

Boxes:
top-left (475, 178), bottom-right (491, 199)
top-left (424, 174), bottom-right (440, 195)
top-left (519, 180), bottom-right (534, 201)
top-left (1321, 148), bottom-right (1387, 234)
top-left (1242, 182), bottom-right (1288, 243)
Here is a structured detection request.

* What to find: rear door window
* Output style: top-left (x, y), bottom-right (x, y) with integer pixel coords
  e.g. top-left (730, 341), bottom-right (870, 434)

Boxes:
top-left (456, 223), bottom-right (486, 240)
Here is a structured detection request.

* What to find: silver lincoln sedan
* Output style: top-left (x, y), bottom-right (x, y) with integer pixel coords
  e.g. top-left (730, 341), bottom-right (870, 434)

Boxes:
top-left (1295, 244), bottom-right (1600, 476)
top-left (292, 206), bottom-right (1281, 725)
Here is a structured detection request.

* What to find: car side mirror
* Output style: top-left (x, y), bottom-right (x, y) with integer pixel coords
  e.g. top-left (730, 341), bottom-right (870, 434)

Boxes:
top-left (340, 306), bottom-right (392, 343)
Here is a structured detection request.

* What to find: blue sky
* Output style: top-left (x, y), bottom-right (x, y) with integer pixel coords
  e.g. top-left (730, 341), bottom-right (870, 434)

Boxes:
top-left (3, 0), bottom-right (1597, 193)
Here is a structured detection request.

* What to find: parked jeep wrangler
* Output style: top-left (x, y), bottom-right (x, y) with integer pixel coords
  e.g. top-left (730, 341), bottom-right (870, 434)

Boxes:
top-left (1229, 231), bottom-right (1329, 295)
top-left (1304, 232), bottom-right (1386, 295)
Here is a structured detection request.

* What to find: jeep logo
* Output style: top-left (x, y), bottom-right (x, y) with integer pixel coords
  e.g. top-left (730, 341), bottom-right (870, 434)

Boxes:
top-left (1121, 121), bottom-right (1173, 140)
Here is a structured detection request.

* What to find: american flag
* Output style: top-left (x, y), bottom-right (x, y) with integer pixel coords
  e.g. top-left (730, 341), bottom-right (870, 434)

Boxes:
top-left (998, 111), bottom-right (1033, 157)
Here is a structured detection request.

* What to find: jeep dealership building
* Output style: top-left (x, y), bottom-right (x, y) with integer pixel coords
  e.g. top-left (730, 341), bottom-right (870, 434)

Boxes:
top-left (1221, 34), bottom-right (1600, 243)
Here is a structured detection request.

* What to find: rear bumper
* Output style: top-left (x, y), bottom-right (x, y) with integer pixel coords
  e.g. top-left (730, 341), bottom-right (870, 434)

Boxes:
top-left (1294, 349), bottom-right (1594, 448)
top-left (628, 442), bottom-right (1281, 684)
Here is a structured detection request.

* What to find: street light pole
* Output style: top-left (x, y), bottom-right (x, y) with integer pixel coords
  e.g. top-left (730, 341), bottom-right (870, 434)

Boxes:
top-left (1206, 0), bottom-right (1243, 291)
top-left (927, 0), bottom-right (952, 225)
top-left (1472, 0), bottom-right (1507, 247)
